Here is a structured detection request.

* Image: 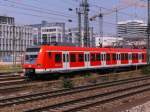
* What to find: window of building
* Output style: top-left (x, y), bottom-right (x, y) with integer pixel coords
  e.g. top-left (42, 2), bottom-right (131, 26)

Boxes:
top-left (70, 54), bottom-right (76, 62)
top-left (51, 33), bottom-right (56, 37)
top-left (55, 54), bottom-right (62, 63)
top-left (51, 37), bottom-right (56, 43)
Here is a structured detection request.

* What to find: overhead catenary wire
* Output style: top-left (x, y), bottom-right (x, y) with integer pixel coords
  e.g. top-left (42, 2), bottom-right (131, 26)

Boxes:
top-left (3, 0), bottom-right (76, 19)
top-left (0, 6), bottom-right (75, 22)
top-left (72, 0), bottom-right (146, 20)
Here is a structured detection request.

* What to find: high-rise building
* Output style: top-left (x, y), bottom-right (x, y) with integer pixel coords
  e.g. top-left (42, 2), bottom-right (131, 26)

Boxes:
top-left (0, 16), bottom-right (15, 25)
top-left (0, 16), bottom-right (33, 61)
top-left (95, 36), bottom-right (123, 47)
top-left (117, 20), bottom-right (147, 40)
top-left (66, 27), bottom-right (95, 47)
top-left (30, 21), bottom-right (66, 45)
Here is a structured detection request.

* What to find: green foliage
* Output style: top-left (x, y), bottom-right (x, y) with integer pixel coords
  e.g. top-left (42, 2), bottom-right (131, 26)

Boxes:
top-left (141, 66), bottom-right (150, 75)
top-left (62, 78), bottom-right (74, 89)
top-left (83, 72), bottom-right (91, 78)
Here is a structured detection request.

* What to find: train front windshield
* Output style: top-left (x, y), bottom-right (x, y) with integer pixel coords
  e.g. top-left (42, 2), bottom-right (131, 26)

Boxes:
top-left (25, 47), bottom-right (40, 64)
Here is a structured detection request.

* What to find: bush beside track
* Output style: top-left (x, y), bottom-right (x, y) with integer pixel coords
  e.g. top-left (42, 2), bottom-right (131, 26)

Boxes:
top-left (0, 64), bottom-right (23, 74)
top-left (141, 65), bottom-right (150, 75)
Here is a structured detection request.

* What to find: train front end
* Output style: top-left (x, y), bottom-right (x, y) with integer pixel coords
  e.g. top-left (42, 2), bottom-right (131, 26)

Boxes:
top-left (23, 46), bottom-right (43, 78)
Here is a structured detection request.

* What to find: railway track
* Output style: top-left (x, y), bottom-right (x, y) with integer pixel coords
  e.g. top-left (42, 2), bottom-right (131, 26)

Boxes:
top-left (24, 79), bottom-right (150, 112)
top-left (0, 74), bottom-right (19, 78)
top-left (0, 75), bottom-right (150, 110)
top-left (0, 76), bottom-right (24, 81)
top-left (0, 79), bottom-right (59, 95)
top-left (0, 79), bottom-right (27, 86)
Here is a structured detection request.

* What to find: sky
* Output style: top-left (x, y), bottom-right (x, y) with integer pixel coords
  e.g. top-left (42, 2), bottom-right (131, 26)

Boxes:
top-left (0, 0), bottom-right (147, 36)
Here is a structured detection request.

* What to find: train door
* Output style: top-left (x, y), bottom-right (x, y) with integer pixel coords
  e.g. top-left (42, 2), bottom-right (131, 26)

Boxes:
top-left (63, 52), bottom-right (69, 70)
top-left (128, 53), bottom-right (132, 65)
top-left (101, 52), bottom-right (106, 66)
top-left (138, 53), bottom-right (142, 63)
top-left (117, 53), bottom-right (121, 65)
top-left (85, 52), bottom-right (90, 68)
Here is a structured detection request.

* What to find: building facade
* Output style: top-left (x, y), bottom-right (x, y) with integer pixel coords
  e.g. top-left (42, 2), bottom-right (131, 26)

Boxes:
top-left (95, 36), bottom-right (123, 47)
top-left (0, 16), bottom-right (15, 25)
top-left (30, 21), bottom-right (66, 45)
top-left (117, 20), bottom-right (147, 40)
top-left (0, 16), bottom-right (33, 61)
top-left (41, 26), bottom-right (64, 44)
top-left (67, 27), bottom-right (95, 47)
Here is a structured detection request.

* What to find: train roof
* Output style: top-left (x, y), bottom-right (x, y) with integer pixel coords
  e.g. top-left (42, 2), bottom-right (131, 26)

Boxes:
top-left (38, 45), bottom-right (146, 53)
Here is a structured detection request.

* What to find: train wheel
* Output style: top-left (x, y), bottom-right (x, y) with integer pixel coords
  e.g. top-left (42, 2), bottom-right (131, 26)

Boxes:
top-left (25, 72), bottom-right (37, 80)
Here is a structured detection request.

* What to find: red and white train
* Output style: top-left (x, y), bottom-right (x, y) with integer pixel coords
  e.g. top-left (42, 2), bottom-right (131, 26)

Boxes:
top-left (23, 45), bottom-right (147, 78)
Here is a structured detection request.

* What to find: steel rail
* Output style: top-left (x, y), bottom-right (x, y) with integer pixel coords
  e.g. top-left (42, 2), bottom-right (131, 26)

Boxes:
top-left (24, 82), bottom-right (150, 112)
top-left (0, 75), bottom-right (150, 108)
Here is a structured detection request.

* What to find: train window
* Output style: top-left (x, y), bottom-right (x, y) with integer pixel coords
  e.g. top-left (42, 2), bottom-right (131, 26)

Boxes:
top-left (27, 55), bottom-right (37, 59)
top-left (125, 53), bottom-right (128, 60)
top-left (55, 54), bottom-right (62, 63)
top-left (70, 54), bottom-right (76, 62)
top-left (142, 54), bottom-right (145, 60)
top-left (48, 52), bottom-right (51, 57)
top-left (135, 54), bottom-right (138, 60)
top-left (78, 54), bottom-right (84, 62)
top-left (91, 54), bottom-right (96, 62)
top-left (121, 54), bottom-right (124, 60)
top-left (106, 54), bottom-right (110, 61)
top-left (132, 54), bottom-right (134, 60)
top-left (96, 53), bottom-right (101, 61)
top-left (112, 54), bottom-right (116, 60)
top-left (26, 47), bottom-right (40, 52)
top-left (132, 53), bottom-right (138, 60)
top-left (121, 54), bottom-right (125, 60)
